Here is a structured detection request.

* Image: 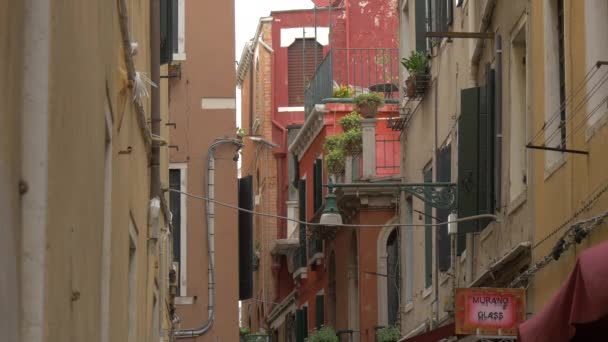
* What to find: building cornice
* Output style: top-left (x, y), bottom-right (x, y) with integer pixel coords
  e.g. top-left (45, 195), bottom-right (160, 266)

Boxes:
top-left (288, 104), bottom-right (328, 160)
top-left (236, 17), bottom-right (273, 88)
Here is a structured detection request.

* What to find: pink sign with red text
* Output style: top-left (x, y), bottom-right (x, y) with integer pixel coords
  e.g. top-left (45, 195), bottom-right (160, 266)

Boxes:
top-left (455, 288), bottom-right (526, 337)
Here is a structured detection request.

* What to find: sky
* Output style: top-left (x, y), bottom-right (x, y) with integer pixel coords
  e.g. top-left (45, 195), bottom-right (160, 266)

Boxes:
top-left (234, 0), bottom-right (314, 129)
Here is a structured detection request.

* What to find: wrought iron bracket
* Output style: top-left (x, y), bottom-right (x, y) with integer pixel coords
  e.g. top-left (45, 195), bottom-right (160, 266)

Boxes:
top-left (400, 183), bottom-right (457, 211)
top-left (325, 182), bottom-right (458, 211)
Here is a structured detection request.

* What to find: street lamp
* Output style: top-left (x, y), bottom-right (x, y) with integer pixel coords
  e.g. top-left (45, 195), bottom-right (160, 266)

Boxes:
top-left (320, 181), bottom-right (342, 226)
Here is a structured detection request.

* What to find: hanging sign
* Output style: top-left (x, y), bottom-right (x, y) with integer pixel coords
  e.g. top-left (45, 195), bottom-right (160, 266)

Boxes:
top-left (455, 288), bottom-right (526, 337)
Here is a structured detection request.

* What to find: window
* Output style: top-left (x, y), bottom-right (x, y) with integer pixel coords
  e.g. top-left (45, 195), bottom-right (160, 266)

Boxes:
top-left (315, 294), bottom-right (325, 328)
top-left (313, 158), bottom-right (323, 213)
top-left (128, 221), bottom-right (138, 342)
top-left (436, 144), bottom-right (451, 272)
top-left (296, 306), bottom-right (309, 342)
top-left (457, 70), bottom-right (497, 255)
top-left (160, 0), bottom-right (178, 64)
top-left (557, 0), bottom-right (566, 148)
top-left (172, 0), bottom-right (186, 60)
top-left (543, 0), bottom-right (566, 168)
top-left (386, 229), bottom-right (400, 326)
top-left (405, 198), bottom-right (413, 304)
top-left (169, 164), bottom-right (187, 295)
top-left (423, 166), bottom-right (433, 288)
top-left (584, 0), bottom-right (608, 131)
top-left (298, 179), bottom-right (307, 268)
top-left (426, 0), bottom-right (453, 37)
top-left (510, 21), bottom-right (528, 201)
top-left (288, 38), bottom-right (323, 106)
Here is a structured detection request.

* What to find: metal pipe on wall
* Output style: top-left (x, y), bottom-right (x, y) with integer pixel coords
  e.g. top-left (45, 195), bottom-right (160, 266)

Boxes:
top-left (174, 139), bottom-right (242, 339)
top-left (494, 35), bottom-right (503, 210)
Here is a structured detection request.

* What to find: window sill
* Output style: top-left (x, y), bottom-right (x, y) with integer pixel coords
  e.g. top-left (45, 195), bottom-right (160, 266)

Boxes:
top-left (544, 154), bottom-right (566, 181)
top-left (404, 301), bottom-right (414, 314)
top-left (175, 296), bottom-right (195, 305)
top-left (172, 52), bottom-right (187, 61)
top-left (422, 287), bottom-right (433, 299)
top-left (507, 189), bottom-right (527, 216)
top-left (585, 111), bottom-right (608, 142)
top-left (440, 270), bottom-right (451, 285)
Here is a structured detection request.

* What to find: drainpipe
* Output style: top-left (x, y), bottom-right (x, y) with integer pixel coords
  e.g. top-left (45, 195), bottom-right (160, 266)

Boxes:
top-left (174, 139), bottom-right (243, 339)
top-left (21, 1), bottom-right (50, 341)
top-left (494, 35), bottom-right (502, 211)
top-left (150, 0), bottom-right (161, 200)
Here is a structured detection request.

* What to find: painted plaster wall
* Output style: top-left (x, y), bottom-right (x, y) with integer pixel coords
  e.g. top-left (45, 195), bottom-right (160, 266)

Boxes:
top-left (399, 0), bottom-right (532, 335)
top-left (295, 106), bottom-right (399, 338)
top-left (0, 1), bottom-right (24, 341)
top-left (528, 0), bottom-right (608, 314)
top-left (270, 10), bottom-right (331, 113)
top-left (0, 1), bottom-right (171, 341)
top-left (169, 0), bottom-right (240, 340)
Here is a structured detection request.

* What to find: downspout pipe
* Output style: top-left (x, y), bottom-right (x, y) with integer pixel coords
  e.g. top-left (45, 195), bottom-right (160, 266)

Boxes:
top-left (494, 35), bottom-right (502, 210)
top-left (150, 0), bottom-right (161, 199)
top-left (21, 1), bottom-right (50, 341)
top-left (174, 138), bottom-right (243, 339)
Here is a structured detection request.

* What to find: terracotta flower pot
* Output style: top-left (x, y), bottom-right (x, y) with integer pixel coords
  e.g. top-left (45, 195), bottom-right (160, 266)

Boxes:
top-left (405, 75), bottom-right (416, 98)
top-left (357, 103), bottom-right (379, 118)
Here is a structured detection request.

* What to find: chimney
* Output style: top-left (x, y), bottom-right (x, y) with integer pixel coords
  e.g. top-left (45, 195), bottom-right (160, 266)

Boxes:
top-left (361, 118), bottom-right (377, 179)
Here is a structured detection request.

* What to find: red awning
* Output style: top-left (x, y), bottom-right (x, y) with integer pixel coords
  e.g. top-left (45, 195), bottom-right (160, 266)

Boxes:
top-left (400, 323), bottom-right (455, 342)
top-left (518, 241), bottom-right (608, 342)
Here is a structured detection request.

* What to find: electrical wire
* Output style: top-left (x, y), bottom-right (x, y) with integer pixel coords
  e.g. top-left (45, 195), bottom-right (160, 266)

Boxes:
top-left (509, 210), bottom-right (608, 288)
top-left (532, 180), bottom-right (608, 250)
top-left (166, 188), bottom-right (498, 228)
top-left (562, 95), bottom-right (608, 142)
top-left (528, 64), bottom-right (602, 145)
top-left (541, 69), bottom-right (608, 146)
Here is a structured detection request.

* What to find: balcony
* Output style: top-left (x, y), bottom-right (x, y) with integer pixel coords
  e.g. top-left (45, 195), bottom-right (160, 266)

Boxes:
top-left (304, 48), bottom-right (400, 116)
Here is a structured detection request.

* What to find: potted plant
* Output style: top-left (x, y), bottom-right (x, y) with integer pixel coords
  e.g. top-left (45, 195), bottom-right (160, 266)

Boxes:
top-left (325, 149), bottom-right (346, 175)
top-left (376, 326), bottom-right (401, 342)
top-left (307, 326), bottom-right (338, 342)
top-left (401, 51), bottom-right (430, 97)
top-left (338, 111), bottom-right (362, 132)
top-left (353, 92), bottom-right (385, 118)
top-left (333, 84), bottom-right (353, 98)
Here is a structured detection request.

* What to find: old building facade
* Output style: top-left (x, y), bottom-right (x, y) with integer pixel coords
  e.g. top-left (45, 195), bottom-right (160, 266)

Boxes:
top-left (0, 0), bottom-right (174, 341)
top-left (168, 0), bottom-right (242, 341)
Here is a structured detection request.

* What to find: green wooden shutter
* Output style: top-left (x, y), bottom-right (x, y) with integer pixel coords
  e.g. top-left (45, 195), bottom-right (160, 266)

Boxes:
top-left (313, 159), bottom-right (323, 213)
top-left (160, 0), bottom-right (174, 65)
top-left (457, 87), bottom-right (481, 255)
top-left (296, 309), bottom-right (304, 342)
top-left (298, 179), bottom-right (307, 268)
top-left (315, 294), bottom-right (325, 328)
top-left (424, 167), bottom-right (433, 288)
top-left (303, 306), bottom-right (309, 338)
top-left (415, 0), bottom-right (427, 52)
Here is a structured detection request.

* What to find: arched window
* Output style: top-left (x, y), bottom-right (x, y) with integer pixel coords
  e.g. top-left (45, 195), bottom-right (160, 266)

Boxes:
top-left (377, 226), bottom-right (401, 327)
top-left (386, 229), bottom-right (400, 326)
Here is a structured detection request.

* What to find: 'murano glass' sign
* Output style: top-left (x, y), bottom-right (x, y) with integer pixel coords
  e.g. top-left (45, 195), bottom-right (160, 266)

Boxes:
top-left (455, 288), bottom-right (526, 337)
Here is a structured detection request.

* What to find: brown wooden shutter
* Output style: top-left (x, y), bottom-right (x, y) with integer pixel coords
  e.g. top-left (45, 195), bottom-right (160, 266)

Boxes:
top-left (288, 39), bottom-right (324, 106)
